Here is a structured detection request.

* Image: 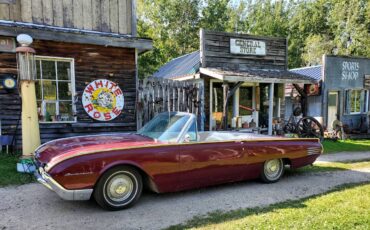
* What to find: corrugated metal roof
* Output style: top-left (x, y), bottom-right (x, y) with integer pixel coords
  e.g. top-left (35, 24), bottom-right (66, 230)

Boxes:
top-left (290, 65), bottom-right (322, 81)
top-left (153, 50), bottom-right (200, 79)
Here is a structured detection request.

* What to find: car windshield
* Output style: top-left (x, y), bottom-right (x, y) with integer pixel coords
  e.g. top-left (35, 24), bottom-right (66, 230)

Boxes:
top-left (137, 113), bottom-right (191, 142)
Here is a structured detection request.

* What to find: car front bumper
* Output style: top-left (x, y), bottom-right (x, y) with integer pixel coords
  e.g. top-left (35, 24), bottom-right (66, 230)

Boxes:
top-left (35, 167), bottom-right (93, 201)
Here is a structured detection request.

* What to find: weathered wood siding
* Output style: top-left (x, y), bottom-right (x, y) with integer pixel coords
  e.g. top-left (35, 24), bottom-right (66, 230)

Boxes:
top-left (200, 30), bottom-right (287, 71)
top-left (0, 40), bottom-right (136, 147)
top-left (0, 0), bottom-right (134, 35)
top-left (137, 78), bottom-right (204, 130)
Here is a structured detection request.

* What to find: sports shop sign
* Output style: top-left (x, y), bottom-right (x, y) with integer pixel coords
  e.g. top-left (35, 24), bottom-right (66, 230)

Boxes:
top-left (82, 79), bottom-right (124, 121)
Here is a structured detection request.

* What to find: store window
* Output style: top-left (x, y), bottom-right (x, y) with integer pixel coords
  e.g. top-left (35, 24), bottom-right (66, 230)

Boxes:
top-left (35, 57), bottom-right (76, 122)
top-left (345, 89), bottom-right (369, 114)
top-left (239, 87), bottom-right (253, 116)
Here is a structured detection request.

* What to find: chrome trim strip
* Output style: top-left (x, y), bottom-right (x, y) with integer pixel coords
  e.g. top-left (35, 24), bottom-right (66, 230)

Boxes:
top-left (307, 147), bottom-right (322, 155)
top-left (35, 167), bottom-right (93, 201)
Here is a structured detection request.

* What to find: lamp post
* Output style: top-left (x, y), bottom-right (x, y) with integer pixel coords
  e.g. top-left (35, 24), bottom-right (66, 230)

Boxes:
top-left (16, 34), bottom-right (40, 157)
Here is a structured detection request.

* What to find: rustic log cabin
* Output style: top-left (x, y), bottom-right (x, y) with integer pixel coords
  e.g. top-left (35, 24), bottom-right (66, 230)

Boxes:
top-left (0, 0), bottom-right (152, 149)
top-left (154, 29), bottom-right (317, 135)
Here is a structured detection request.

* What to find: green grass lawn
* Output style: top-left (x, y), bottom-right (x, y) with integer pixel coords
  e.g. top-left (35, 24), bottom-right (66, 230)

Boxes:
top-left (323, 139), bottom-right (370, 154)
top-left (167, 183), bottom-right (370, 230)
top-left (0, 154), bottom-right (35, 187)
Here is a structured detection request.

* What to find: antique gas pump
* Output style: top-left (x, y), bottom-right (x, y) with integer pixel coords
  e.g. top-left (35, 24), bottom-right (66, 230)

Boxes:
top-left (16, 34), bottom-right (41, 157)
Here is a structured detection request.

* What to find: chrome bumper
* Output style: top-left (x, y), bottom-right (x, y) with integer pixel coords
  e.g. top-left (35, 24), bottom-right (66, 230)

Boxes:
top-left (35, 167), bottom-right (93, 201)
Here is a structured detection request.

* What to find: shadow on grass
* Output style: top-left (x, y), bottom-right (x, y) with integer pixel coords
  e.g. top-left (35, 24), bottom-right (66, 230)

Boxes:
top-left (165, 182), bottom-right (369, 230)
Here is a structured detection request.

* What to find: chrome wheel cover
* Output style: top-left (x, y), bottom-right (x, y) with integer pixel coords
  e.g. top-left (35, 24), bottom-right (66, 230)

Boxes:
top-left (264, 159), bottom-right (283, 181)
top-left (106, 174), bottom-right (134, 202)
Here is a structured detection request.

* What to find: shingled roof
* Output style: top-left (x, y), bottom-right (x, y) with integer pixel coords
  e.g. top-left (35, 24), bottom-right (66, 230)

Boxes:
top-left (290, 65), bottom-right (322, 81)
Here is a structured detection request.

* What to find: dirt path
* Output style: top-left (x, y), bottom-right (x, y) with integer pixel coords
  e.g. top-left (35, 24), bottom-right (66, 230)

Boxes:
top-left (0, 153), bottom-right (369, 230)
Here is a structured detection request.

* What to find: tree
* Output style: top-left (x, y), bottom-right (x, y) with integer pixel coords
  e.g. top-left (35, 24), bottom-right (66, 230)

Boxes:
top-left (199, 0), bottom-right (232, 32)
top-left (327, 0), bottom-right (370, 57)
top-left (137, 0), bottom-right (370, 77)
top-left (302, 34), bottom-right (334, 65)
top-left (137, 0), bottom-right (200, 78)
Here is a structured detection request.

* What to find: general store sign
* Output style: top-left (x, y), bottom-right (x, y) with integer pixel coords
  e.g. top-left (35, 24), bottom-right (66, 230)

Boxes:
top-left (82, 79), bottom-right (124, 121)
top-left (0, 36), bottom-right (15, 53)
top-left (230, 38), bottom-right (266, 56)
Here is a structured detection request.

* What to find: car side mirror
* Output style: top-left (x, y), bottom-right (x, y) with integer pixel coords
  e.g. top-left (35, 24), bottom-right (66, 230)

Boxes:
top-left (184, 134), bottom-right (191, 143)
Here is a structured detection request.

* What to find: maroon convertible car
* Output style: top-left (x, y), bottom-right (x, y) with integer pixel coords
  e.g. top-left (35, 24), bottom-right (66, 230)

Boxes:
top-left (34, 112), bottom-right (322, 210)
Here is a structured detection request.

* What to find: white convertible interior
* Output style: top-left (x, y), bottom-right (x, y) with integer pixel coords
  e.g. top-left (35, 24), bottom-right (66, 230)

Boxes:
top-left (198, 131), bottom-right (275, 142)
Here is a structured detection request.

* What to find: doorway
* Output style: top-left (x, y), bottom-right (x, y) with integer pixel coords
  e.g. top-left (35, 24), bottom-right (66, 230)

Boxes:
top-left (328, 91), bottom-right (339, 130)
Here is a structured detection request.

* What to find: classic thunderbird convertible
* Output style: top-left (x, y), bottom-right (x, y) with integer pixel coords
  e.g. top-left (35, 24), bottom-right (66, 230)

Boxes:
top-left (34, 112), bottom-right (322, 210)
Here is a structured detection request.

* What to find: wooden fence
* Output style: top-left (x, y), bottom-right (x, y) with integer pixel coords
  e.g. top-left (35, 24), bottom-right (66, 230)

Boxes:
top-left (136, 78), bottom-right (204, 129)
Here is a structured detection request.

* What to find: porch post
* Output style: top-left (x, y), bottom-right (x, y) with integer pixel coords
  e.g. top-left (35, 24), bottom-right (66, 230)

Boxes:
top-left (233, 88), bottom-right (239, 117)
top-left (268, 83), bottom-right (274, 135)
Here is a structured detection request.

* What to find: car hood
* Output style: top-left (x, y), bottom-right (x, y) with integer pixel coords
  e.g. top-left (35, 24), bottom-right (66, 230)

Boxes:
top-left (35, 133), bottom-right (156, 166)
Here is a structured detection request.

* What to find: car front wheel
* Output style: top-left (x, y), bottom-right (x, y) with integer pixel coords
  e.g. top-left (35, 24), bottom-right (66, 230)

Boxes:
top-left (260, 159), bottom-right (284, 183)
top-left (94, 166), bottom-right (142, 210)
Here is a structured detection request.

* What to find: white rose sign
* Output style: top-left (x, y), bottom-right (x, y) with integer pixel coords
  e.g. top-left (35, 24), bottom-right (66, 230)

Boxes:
top-left (82, 79), bottom-right (124, 121)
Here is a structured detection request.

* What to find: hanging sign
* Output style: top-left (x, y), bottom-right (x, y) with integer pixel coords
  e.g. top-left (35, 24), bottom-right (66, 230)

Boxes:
top-left (230, 38), bottom-right (266, 56)
top-left (365, 75), bottom-right (370, 89)
top-left (304, 83), bottom-right (320, 96)
top-left (0, 36), bottom-right (15, 53)
top-left (82, 79), bottom-right (124, 121)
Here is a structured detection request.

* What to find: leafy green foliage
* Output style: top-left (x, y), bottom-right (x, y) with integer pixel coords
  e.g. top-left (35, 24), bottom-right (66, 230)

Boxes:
top-left (137, 0), bottom-right (201, 78)
top-left (137, 0), bottom-right (370, 78)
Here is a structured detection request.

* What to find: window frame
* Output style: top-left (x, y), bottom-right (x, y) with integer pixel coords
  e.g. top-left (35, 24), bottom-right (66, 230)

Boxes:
top-left (345, 89), bottom-right (369, 115)
top-left (35, 56), bottom-right (77, 123)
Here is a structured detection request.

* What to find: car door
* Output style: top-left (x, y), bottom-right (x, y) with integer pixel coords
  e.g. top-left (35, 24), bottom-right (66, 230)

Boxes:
top-left (178, 140), bottom-right (247, 190)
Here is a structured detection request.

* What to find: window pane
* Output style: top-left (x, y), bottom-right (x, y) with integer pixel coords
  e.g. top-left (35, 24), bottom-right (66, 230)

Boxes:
top-left (57, 62), bottom-right (71, 80)
top-left (58, 82), bottom-right (72, 100)
top-left (186, 121), bottom-right (197, 142)
top-left (37, 101), bottom-right (42, 121)
top-left (35, 60), bottom-right (41, 79)
top-left (350, 90), bottom-right (361, 113)
top-left (42, 80), bottom-right (57, 100)
top-left (59, 101), bottom-right (74, 121)
top-left (42, 61), bottom-right (56, 80)
top-left (35, 80), bottom-right (42, 100)
top-left (45, 102), bottom-right (56, 122)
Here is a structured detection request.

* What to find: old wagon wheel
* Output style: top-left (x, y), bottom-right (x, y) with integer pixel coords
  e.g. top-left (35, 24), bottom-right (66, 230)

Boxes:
top-left (296, 117), bottom-right (324, 141)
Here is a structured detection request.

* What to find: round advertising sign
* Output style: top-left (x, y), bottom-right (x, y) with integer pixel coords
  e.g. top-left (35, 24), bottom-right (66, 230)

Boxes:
top-left (82, 79), bottom-right (124, 121)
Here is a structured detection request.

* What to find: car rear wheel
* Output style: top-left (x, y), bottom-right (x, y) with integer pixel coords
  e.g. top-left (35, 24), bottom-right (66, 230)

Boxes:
top-left (94, 166), bottom-right (142, 210)
top-left (261, 159), bottom-right (284, 183)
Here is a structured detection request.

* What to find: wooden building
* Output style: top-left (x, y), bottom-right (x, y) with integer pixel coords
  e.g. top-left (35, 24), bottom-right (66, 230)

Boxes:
top-left (0, 0), bottom-right (152, 148)
top-left (154, 29), bottom-right (316, 135)
top-left (288, 56), bottom-right (370, 135)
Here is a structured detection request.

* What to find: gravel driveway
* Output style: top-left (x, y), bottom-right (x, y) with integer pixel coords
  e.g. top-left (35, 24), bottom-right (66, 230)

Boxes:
top-left (0, 152), bottom-right (369, 230)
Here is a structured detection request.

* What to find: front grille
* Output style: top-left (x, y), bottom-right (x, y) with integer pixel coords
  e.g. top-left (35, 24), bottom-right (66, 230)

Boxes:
top-left (307, 147), bottom-right (322, 155)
